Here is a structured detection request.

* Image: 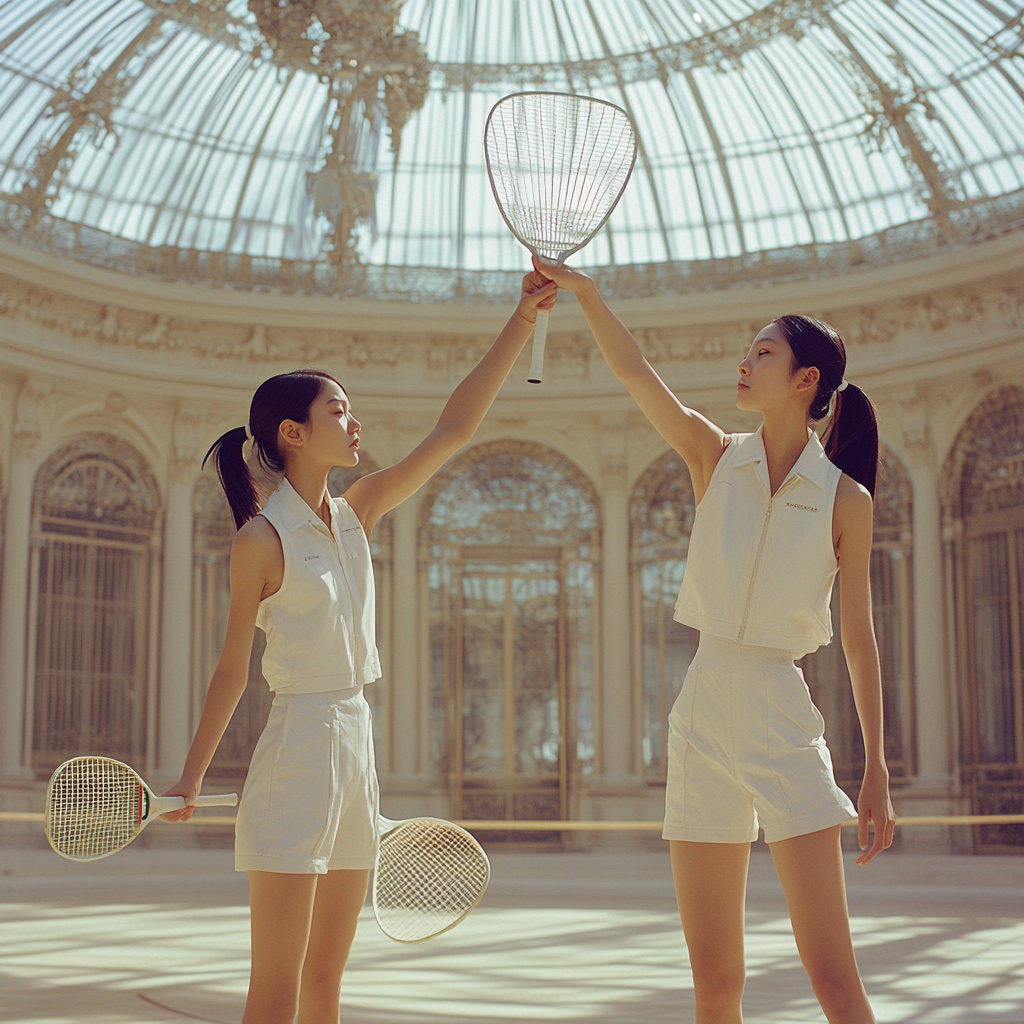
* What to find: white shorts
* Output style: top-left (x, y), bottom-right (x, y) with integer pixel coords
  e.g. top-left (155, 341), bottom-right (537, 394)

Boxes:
top-left (663, 634), bottom-right (856, 845)
top-left (235, 687), bottom-right (379, 873)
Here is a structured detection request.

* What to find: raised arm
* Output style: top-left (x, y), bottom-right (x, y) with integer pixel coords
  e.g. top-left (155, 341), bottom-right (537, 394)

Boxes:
top-left (531, 259), bottom-right (727, 501)
top-left (160, 518), bottom-right (280, 820)
top-left (344, 270), bottom-right (557, 533)
top-left (834, 475), bottom-right (895, 864)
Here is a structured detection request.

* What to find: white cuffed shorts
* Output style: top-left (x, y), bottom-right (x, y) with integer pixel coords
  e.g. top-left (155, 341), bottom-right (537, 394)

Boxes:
top-left (663, 634), bottom-right (856, 845)
top-left (235, 686), bottom-right (379, 873)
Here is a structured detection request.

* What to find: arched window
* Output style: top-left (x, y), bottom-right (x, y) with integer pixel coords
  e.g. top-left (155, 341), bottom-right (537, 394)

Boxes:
top-left (800, 445), bottom-right (915, 793)
top-left (29, 435), bottom-right (160, 774)
top-left (191, 456), bottom-right (392, 779)
top-left (420, 441), bottom-right (600, 824)
top-left (629, 450), bottom-right (699, 780)
top-left (944, 386), bottom-right (1024, 852)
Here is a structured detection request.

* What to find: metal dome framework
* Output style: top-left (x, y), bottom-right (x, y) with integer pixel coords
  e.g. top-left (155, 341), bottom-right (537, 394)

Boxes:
top-left (0, 0), bottom-right (1022, 301)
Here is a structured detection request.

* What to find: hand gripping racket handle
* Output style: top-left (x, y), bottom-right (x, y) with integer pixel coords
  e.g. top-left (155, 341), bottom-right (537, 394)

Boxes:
top-left (150, 793), bottom-right (238, 815)
top-left (527, 308), bottom-right (549, 385)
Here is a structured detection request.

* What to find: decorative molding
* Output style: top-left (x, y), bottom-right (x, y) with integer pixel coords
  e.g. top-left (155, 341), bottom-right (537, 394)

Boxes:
top-left (0, 266), bottom-right (1021, 387)
top-left (11, 380), bottom-right (51, 460)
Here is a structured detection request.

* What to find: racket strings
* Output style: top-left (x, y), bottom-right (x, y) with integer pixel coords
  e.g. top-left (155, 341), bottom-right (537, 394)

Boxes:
top-left (47, 757), bottom-right (139, 860)
top-left (374, 820), bottom-right (490, 942)
top-left (486, 94), bottom-right (635, 260)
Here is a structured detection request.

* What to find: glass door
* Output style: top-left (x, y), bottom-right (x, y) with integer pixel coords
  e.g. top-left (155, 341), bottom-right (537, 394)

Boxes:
top-left (455, 552), bottom-right (567, 824)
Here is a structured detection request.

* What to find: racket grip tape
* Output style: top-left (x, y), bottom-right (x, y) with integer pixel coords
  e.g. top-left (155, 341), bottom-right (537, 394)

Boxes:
top-left (150, 793), bottom-right (238, 814)
top-left (527, 309), bottom-right (549, 384)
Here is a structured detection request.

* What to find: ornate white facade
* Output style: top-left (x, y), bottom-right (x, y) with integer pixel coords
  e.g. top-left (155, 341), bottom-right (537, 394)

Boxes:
top-left (0, 228), bottom-right (1022, 852)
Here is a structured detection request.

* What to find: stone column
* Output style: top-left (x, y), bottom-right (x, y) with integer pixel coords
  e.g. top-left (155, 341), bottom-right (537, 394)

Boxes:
top-left (599, 422), bottom-right (632, 786)
top-left (156, 470), bottom-right (194, 781)
top-left (0, 381), bottom-right (48, 777)
top-left (155, 407), bottom-right (207, 782)
top-left (899, 393), bottom-right (952, 791)
top-left (907, 451), bottom-right (950, 786)
top-left (390, 495), bottom-right (419, 778)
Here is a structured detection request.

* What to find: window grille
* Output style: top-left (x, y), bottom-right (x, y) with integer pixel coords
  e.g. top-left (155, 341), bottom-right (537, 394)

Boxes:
top-left (419, 441), bottom-right (600, 832)
top-left (629, 450), bottom-right (699, 780)
top-left (29, 435), bottom-right (159, 775)
top-left (943, 386), bottom-right (1024, 852)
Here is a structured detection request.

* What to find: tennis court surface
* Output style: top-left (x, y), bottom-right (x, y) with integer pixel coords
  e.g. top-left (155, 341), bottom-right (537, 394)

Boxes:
top-left (2, 838), bottom-right (1022, 1023)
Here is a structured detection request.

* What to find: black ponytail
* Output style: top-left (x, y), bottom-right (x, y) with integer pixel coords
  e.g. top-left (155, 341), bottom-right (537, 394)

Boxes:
top-left (823, 384), bottom-right (879, 497)
top-left (203, 369), bottom-right (344, 530)
top-left (203, 426), bottom-right (258, 530)
top-left (773, 315), bottom-right (879, 497)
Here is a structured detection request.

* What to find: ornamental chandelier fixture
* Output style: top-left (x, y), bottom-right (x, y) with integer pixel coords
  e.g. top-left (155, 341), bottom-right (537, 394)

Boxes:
top-left (244, 0), bottom-right (429, 270)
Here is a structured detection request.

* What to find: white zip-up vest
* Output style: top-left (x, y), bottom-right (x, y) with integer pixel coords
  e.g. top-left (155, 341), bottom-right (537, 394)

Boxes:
top-left (255, 477), bottom-right (381, 693)
top-left (674, 426), bottom-right (843, 655)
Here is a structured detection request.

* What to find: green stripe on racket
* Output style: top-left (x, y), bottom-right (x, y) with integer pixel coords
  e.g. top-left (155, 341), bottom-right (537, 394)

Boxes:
top-left (46, 756), bottom-right (237, 862)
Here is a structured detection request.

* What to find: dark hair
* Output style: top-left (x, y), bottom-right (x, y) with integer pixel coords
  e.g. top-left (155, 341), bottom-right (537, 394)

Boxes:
top-left (773, 315), bottom-right (879, 496)
top-left (203, 369), bottom-right (344, 529)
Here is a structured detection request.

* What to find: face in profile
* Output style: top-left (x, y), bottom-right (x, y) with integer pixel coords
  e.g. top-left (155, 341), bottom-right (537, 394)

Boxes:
top-left (736, 322), bottom-right (819, 416)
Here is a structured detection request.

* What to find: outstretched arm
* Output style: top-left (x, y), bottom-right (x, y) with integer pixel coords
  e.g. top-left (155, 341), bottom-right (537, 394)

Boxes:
top-left (835, 475), bottom-right (895, 864)
top-left (530, 259), bottom-right (727, 501)
top-left (344, 269), bottom-right (557, 533)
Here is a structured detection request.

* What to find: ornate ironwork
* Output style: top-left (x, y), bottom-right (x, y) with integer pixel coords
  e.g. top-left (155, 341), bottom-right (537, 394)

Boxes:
top-left (34, 433), bottom-right (160, 536)
top-left (629, 450), bottom-right (699, 780)
top-left (945, 387), bottom-right (1024, 519)
top-left (420, 441), bottom-right (601, 822)
top-left (3, 189), bottom-right (1021, 302)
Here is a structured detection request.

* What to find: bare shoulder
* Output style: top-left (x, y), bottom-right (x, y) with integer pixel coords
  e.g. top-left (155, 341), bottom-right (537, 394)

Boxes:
top-left (232, 515), bottom-right (282, 566)
top-left (835, 473), bottom-right (873, 511)
top-left (833, 473), bottom-right (873, 551)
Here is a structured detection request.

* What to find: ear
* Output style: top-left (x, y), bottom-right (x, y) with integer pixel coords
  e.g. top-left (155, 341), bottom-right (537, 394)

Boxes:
top-left (278, 418), bottom-right (305, 451)
top-left (794, 365), bottom-right (820, 393)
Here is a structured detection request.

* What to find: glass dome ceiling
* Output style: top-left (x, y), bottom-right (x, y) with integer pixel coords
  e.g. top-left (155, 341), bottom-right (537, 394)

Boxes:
top-left (0, 0), bottom-right (1022, 301)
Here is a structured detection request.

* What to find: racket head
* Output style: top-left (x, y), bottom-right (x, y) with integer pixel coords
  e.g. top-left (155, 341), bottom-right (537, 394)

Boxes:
top-left (45, 756), bottom-right (153, 861)
top-left (372, 817), bottom-right (490, 943)
top-left (484, 91), bottom-right (637, 264)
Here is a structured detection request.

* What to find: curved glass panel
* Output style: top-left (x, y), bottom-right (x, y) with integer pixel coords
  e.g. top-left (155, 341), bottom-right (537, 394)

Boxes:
top-left (0, 0), bottom-right (1022, 296)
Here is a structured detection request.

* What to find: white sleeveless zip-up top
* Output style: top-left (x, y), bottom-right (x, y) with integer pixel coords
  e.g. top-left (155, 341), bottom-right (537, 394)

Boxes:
top-left (674, 426), bottom-right (843, 656)
top-left (255, 478), bottom-right (381, 693)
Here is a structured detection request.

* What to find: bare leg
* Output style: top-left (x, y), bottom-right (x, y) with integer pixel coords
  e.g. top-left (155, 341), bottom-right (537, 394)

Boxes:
top-left (242, 871), bottom-right (319, 1024)
top-left (670, 840), bottom-right (751, 1024)
top-left (770, 826), bottom-right (875, 1024)
top-left (297, 869), bottom-right (371, 1024)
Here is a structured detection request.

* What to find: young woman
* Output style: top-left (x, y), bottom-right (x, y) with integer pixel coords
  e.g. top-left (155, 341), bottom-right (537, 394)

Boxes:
top-left (534, 258), bottom-right (894, 1024)
top-left (162, 268), bottom-right (557, 1024)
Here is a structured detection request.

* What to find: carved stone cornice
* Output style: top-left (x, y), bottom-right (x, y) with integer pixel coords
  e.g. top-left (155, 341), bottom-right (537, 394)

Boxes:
top-left (11, 380), bottom-right (52, 460)
top-left (0, 266), bottom-right (1020, 388)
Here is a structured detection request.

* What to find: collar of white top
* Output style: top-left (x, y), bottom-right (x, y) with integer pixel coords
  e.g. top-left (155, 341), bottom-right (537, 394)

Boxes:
top-left (730, 425), bottom-right (832, 492)
top-left (273, 476), bottom-right (339, 533)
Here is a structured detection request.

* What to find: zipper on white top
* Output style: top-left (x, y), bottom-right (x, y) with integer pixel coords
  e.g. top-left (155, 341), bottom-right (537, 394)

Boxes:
top-left (736, 475), bottom-right (797, 643)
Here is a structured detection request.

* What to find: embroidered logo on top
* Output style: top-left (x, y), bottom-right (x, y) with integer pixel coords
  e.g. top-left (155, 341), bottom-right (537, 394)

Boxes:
top-left (304, 554), bottom-right (322, 561)
top-left (786, 502), bottom-right (819, 512)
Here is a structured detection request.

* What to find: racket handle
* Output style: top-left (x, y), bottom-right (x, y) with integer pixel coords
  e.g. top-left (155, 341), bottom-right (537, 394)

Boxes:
top-left (527, 309), bottom-right (549, 384)
top-left (195, 793), bottom-right (238, 808)
top-left (150, 793), bottom-right (238, 814)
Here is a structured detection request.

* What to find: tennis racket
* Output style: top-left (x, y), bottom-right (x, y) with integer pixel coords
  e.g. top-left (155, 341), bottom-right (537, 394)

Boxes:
top-left (373, 815), bottom-right (490, 942)
top-left (45, 756), bottom-right (237, 862)
top-left (484, 91), bottom-right (637, 384)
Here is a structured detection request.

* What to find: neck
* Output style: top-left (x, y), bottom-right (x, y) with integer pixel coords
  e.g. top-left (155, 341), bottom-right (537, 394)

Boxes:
top-left (284, 462), bottom-right (332, 522)
top-left (760, 410), bottom-right (814, 494)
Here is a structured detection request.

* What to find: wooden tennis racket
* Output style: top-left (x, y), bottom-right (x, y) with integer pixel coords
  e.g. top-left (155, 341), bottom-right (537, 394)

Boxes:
top-left (373, 815), bottom-right (490, 942)
top-left (45, 756), bottom-right (237, 862)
